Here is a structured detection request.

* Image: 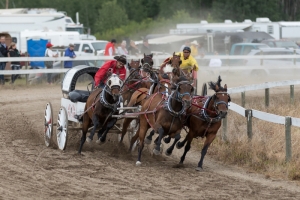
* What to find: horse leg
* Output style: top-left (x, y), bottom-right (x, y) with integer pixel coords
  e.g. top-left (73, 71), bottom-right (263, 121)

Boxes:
top-left (145, 129), bottom-right (155, 144)
top-left (78, 113), bottom-right (91, 154)
top-left (165, 132), bottom-right (181, 156)
top-left (120, 118), bottom-right (133, 143)
top-left (153, 127), bottom-right (164, 155)
top-left (97, 127), bottom-right (105, 140)
top-left (99, 118), bottom-right (117, 143)
top-left (86, 115), bottom-right (100, 142)
top-left (163, 135), bottom-right (172, 144)
top-left (196, 134), bottom-right (216, 171)
top-left (135, 118), bottom-right (148, 166)
top-left (179, 131), bottom-right (194, 164)
top-left (176, 136), bottom-right (188, 149)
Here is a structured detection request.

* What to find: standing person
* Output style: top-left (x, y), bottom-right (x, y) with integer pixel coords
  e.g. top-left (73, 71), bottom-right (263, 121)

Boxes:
top-left (0, 36), bottom-right (8, 85)
top-left (104, 39), bottom-right (117, 56)
top-left (128, 40), bottom-right (140, 56)
top-left (64, 43), bottom-right (76, 68)
top-left (44, 42), bottom-right (58, 85)
top-left (117, 40), bottom-right (128, 55)
top-left (180, 40), bottom-right (190, 52)
top-left (190, 40), bottom-right (199, 57)
top-left (8, 42), bottom-right (21, 84)
top-left (140, 38), bottom-right (151, 55)
top-left (94, 55), bottom-right (127, 88)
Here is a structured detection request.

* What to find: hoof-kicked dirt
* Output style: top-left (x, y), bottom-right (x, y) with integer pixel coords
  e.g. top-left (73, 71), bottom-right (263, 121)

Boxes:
top-left (0, 85), bottom-right (300, 199)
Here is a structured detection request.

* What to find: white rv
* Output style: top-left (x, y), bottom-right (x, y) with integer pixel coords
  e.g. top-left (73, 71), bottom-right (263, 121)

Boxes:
top-left (0, 8), bottom-right (83, 33)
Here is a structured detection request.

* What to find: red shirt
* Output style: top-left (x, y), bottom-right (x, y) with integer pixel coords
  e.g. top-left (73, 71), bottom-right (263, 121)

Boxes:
top-left (104, 42), bottom-right (115, 56)
top-left (94, 60), bottom-right (126, 86)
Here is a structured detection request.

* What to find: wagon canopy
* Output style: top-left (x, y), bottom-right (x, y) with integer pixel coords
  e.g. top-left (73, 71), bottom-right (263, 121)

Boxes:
top-left (61, 65), bottom-right (99, 94)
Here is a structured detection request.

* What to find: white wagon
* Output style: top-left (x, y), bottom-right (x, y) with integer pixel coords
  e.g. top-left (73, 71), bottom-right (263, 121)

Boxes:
top-left (43, 65), bottom-right (139, 150)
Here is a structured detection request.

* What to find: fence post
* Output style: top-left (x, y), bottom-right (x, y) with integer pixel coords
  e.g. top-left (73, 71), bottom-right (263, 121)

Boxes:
top-left (265, 88), bottom-right (269, 107)
top-left (241, 91), bottom-right (245, 107)
top-left (25, 52), bottom-right (29, 85)
top-left (290, 85), bottom-right (294, 104)
top-left (222, 116), bottom-right (227, 141)
top-left (285, 116), bottom-right (292, 162)
top-left (245, 109), bottom-right (252, 140)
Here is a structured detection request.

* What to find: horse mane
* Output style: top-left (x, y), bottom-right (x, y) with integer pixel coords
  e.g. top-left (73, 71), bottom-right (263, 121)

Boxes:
top-left (173, 76), bottom-right (188, 84)
top-left (208, 76), bottom-right (223, 91)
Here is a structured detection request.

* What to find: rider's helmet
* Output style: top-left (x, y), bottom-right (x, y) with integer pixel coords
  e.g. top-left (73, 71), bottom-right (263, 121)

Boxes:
top-left (183, 46), bottom-right (191, 53)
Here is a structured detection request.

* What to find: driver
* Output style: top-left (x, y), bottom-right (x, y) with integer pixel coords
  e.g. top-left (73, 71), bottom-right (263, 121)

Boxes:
top-left (160, 46), bottom-right (199, 74)
top-left (94, 55), bottom-right (127, 88)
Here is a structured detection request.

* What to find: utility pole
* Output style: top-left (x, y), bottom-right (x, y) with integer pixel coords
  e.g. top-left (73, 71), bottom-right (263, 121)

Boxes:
top-left (6, 0), bottom-right (9, 9)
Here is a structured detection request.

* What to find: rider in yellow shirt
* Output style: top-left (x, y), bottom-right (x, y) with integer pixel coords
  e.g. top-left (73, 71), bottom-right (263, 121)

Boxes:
top-left (160, 46), bottom-right (199, 73)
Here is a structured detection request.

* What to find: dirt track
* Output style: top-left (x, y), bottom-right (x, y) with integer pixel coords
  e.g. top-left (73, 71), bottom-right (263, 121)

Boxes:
top-left (1, 85), bottom-right (300, 200)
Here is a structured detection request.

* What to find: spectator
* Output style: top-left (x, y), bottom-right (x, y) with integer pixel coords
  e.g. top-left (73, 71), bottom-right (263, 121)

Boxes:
top-left (190, 40), bottom-right (199, 57)
top-left (180, 40), bottom-right (190, 52)
top-left (64, 43), bottom-right (76, 68)
top-left (140, 38), bottom-right (151, 55)
top-left (44, 42), bottom-right (58, 85)
top-left (8, 42), bottom-right (21, 84)
top-left (104, 39), bottom-right (117, 56)
top-left (0, 36), bottom-right (8, 85)
top-left (209, 51), bottom-right (222, 67)
top-left (198, 42), bottom-right (207, 57)
top-left (117, 40), bottom-right (128, 55)
top-left (128, 40), bottom-right (140, 55)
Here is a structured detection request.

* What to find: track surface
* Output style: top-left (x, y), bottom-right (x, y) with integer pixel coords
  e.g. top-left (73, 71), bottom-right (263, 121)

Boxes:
top-left (0, 85), bottom-right (300, 199)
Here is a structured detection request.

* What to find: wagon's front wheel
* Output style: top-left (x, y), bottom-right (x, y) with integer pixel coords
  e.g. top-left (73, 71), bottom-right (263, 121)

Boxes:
top-left (44, 102), bottom-right (53, 147)
top-left (56, 107), bottom-right (68, 150)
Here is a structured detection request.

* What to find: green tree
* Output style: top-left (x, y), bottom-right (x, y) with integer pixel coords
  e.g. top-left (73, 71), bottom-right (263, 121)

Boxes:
top-left (94, 1), bottom-right (129, 34)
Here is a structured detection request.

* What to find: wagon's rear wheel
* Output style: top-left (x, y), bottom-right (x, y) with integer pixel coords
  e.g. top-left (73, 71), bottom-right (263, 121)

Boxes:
top-left (56, 107), bottom-right (68, 150)
top-left (44, 102), bottom-right (53, 147)
top-left (201, 83), bottom-right (207, 96)
top-left (128, 119), bottom-right (139, 151)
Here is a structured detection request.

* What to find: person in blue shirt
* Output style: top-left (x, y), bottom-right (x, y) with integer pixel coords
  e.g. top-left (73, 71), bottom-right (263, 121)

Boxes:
top-left (64, 43), bottom-right (76, 68)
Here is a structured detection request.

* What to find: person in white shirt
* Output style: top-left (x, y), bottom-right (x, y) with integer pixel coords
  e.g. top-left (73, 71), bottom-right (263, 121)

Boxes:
top-left (209, 51), bottom-right (222, 67)
top-left (117, 40), bottom-right (128, 55)
top-left (44, 42), bottom-right (58, 84)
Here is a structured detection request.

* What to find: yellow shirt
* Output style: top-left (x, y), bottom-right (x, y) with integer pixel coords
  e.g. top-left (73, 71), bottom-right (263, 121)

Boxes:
top-left (176, 52), bottom-right (199, 72)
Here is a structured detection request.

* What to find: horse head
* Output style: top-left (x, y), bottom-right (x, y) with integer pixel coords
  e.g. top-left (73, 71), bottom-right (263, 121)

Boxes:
top-left (141, 53), bottom-right (154, 70)
top-left (208, 76), bottom-right (231, 118)
top-left (106, 74), bottom-right (123, 101)
top-left (171, 76), bottom-right (194, 108)
top-left (128, 59), bottom-right (141, 71)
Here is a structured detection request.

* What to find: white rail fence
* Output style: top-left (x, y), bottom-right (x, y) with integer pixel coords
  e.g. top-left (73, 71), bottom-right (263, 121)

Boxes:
top-left (223, 80), bottom-right (300, 162)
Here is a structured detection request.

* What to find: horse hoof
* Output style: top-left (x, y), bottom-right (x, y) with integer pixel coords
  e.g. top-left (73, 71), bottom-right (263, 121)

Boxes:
top-left (163, 137), bottom-right (171, 144)
top-left (86, 137), bottom-right (92, 143)
top-left (195, 167), bottom-right (203, 171)
top-left (176, 142), bottom-right (182, 149)
top-left (165, 150), bottom-right (171, 156)
top-left (136, 161), bottom-right (142, 166)
top-left (145, 138), bottom-right (152, 144)
top-left (96, 139), bottom-right (101, 144)
top-left (153, 148), bottom-right (161, 155)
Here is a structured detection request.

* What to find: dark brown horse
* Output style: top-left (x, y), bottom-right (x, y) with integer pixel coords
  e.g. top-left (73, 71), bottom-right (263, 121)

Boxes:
top-left (129, 76), bottom-right (194, 166)
top-left (176, 76), bottom-right (231, 170)
top-left (78, 74), bottom-right (123, 154)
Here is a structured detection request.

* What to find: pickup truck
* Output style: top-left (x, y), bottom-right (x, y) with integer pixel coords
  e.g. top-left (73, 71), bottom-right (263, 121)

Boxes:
top-left (73, 40), bottom-right (108, 56)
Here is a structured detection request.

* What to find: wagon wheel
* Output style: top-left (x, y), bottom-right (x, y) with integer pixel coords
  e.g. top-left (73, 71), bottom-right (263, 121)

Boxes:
top-left (44, 102), bottom-right (53, 147)
top-left (128, 119), bottom-right (139, 151)
top-left (56, 107), bottom-right (68, 150)
top-left (201, 83), bottom-right (207, 96)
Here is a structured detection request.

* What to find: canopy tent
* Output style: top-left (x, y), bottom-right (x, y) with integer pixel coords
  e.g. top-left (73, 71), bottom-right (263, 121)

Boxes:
top-left (135, 35), bottom-right (203, 45)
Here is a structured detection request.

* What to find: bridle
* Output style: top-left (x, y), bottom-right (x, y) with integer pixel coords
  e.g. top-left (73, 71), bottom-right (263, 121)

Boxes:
top-left (212, 91), bottom-right (231, 114)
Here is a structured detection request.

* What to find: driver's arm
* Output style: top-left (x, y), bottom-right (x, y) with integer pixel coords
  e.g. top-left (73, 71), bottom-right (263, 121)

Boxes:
top-left (190, 56), bottom-right (199, 71)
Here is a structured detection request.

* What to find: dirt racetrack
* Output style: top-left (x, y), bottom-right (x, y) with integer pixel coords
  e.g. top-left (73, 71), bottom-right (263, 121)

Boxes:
top-left (1, 85), bottom-right (300, 200)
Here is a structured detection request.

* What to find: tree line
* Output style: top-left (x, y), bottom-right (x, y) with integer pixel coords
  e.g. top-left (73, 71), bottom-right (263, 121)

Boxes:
top-left (3, 0), bottom-right (300, 41)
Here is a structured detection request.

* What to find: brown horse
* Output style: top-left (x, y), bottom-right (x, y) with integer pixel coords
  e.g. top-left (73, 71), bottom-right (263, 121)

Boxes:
top-left (119, 77), bottom-right (173, 144)
top-left (78, 74), bottom-right (123, 154)
top-left (176, 76), bottom-right (231, 170)
top-left (129, 76), bottom-right (194, 166)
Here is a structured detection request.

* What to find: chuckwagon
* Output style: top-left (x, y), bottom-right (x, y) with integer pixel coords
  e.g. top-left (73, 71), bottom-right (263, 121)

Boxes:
top-left (43, 65), bottom-right (139, 150)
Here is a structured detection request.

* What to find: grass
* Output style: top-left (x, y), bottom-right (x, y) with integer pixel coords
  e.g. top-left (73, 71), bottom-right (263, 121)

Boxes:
top-left (196, 90), bottom-right (300, 181)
